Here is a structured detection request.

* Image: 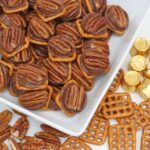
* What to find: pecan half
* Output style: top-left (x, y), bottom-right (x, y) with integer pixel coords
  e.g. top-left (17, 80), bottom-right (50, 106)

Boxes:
top-left (0, 110), bottom-right (12, 132)
top-left (0, 26), bottom-right (29, 58)
top-left (85, 0), bottom-right (107, 14)
top-left (35, 0), bottom-right (65, 22)
top-left (19, 87), bottom-right (52, 110)
top-left (0, 13), bottom-right (26, 29)
top-left (77, 48), bottom-right (109, 79)
top-left (82, 39), bottom-right (110, 56)
top-left (0, 0), bottom-right (29, 13)
top-left (41, 124), bottom-right (69, 137)
top-left (0, 61), bottom-right (13, 92)
top-left (10, 117), bottom-right (29, 139)
top-left (62, 0), bottom-right (82, 21)
top-left (48, 34), bottom-right (76, 62)
top-left (20, 136), bottom-right (57, 150)
top-left (8, 73), bottom-right (23, 97)
top-left (25, 11), bottom-right (38, 23)
top-left (15, 64), bottom-right (48, 90)
top-left (56, 80), bottom-right (87, 116)
top-left (5, 48), bottom-right (34, 66)
top-left (76, 13), bottom-right (108, 39)
top-left (0, 143), bottom-right (8, 150)
top-left (27, 17), bottom-right (55, 46)
top-left (30, 44), bottom-right (48, 59)
top-left (56, 22), bottom-right (82, 49)
top-left (105, 5), bottom-right (129, 35)
top-left (35, 131), bottom-right (61, 149)
top-left (72, 62), bottom-right (94, 91)
top-left (0, 126), bottom-right (11, 143)
top-left (42, 58), bottom-right (71, 85)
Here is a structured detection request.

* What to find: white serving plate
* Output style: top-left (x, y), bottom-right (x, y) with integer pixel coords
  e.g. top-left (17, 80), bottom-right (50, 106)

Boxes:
top-left (0, 0), bottom-right (150, 136)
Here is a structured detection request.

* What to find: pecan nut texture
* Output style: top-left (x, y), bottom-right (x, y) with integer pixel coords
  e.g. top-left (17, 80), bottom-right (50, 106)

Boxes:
top-left (0, 26), bottom-right (29, 58)
top-left (28, 0), bottom-right (36, 7)
top-left (0, 143), bottom-right (8, 150)
top-left (0, 0), bottom-right (29, 13)
top-left (56, 80), bottom-right (87, 116)
top-left (56, 22), bottom-right (82, 49)
top-left (35, 131), bottom-right (61, 149)
top-left (0, 13), bottom-right (26, 29)
top-left (20, 136), bottom-right (57, 150)
top-left (27, 17), bottom-right (55, 46)
top-left (30, 44), bottom-right (48, 59)
top-left (0, 61), bottom-right (13, 92)
top-left (48, 34), bottom-right (76, 62)
top-left (42, 58), bottom-right (71, 85)
top-left (0, 110), bottom-right (12, 133)
top-left (85, 0), bottom-right (107, 14)
top-left (19, 87), bottom-right (52, 110)
top-left (15, 64), bottom-right (48, 90)
top-left (105, 5), bottom-right (129, 35)
top-left (10, 117), bottom-right (29, 140)
top-left (76, 13), bottom-right (108, 38)
top-left (41, 124), bottom-right (69, 137)
top-left (5, 48), bottom-right (34, 66)
top-left (81, 0), bottom-right (89, 17)
top-left (35, 0), bottom-right (65, 22)
top-left (72, 62), bottom-right (94, 91)
top-left (0, 126), bottom-right (11, 143)
top-left (82, 39), bottom-right (110, 56)
top-left (77, 48), bottom-right (110, 79)
top-left (62, 0), bottom-right (82, 21)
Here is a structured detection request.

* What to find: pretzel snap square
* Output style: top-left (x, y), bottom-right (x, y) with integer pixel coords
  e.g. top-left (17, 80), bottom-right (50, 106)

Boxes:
top-left (79, 116), bottom-right (109, 145)
top-left (60, 136), bottom-right (92, 150)
top-left (140, 100), bottom-right (150, 118)
top-left (109, 124), bottom-right (136, 150)
top-left (102, 92), bottom-right (133, 119)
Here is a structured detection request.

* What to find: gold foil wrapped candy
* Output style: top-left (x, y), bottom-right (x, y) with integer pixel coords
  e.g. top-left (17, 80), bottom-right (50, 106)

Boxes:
top-left (122, 71), bottom-right (141, 93)
top-left (138, 79), bottom-right (150, 100)
top-left (130, 37), bottom-right (150, 57)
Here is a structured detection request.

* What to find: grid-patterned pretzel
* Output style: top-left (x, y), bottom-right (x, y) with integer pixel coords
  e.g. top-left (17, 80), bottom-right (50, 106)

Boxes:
top-left (117, 102), bottom-right (150, 130)
top-left (109, 124), bottom-right (136, 150)
top-left (60, 136), bottom-right (92, 150)
top-left (140, 101), bottom-right (150, 118)
top-left (79, 116), bottom-right (109, 145)
top-left (102, 92), bottom-right (133, 119)
top-left (108, 69), bottom-right (124, 93)
top-left (141, 125), bottom-right (150, 150)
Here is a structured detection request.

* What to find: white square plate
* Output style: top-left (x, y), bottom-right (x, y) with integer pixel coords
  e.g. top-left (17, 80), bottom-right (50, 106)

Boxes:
top-left (0, 0), bottom-right (150, 136)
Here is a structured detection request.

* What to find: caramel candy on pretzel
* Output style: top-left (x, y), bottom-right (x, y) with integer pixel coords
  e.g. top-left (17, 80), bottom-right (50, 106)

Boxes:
top-left (42, 58), bottom-right (71, 85)
top-left (105, 5), bottom-right (129, 35)
top-left (62, 0), bottom-right (82, 21)
top-left (0, 0), bottom-right (29, 13)
top-left (19, 86), bottom-right (52, 110)
top-left (0, 60), bottom-right (13, 92)
top-left (77, 47), bottom-right (109, 79)
top-left (85, 0), bottom-right (107, 14)
top-left (0, 13), bottom-right (26, 29)
top-left (0, 26), bottom-right (29, 58)
top-left (27, 17), bottom-right (55, 46)
top-left (76, 13), bottom-right (108, 39)
top-left (71, 62), bottom-right (94, 91)
top-left (102, 92), bottom-right (133, 119)
top-left (48, 34), bottom-right (76, 62)
top-left (80, 116), bottom-right (109, 145)
top-left (56, 22), bottom-right (82, 49)
top-left (35, 0), bottom-right (65, 22)
top-left (15, 64), bottom-right (48, 91)
top-left (109, 124), bottom-right (136, 150)
top-left (56, 80), bottom-right (87, 116)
